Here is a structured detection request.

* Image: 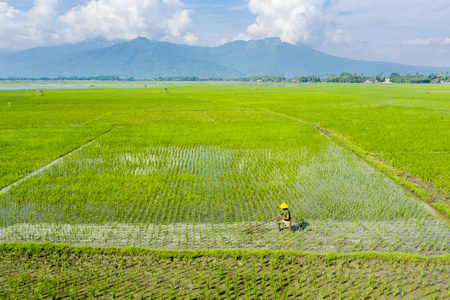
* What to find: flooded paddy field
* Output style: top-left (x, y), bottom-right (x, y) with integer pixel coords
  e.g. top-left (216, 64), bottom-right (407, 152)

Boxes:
top-left (2, 143), bottom-right (448, 256)
top-left (1, 84), bottom-right (449, 299)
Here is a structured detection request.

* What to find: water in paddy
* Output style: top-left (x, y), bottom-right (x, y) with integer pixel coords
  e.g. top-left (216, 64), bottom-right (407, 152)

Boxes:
top-left (1, 143), bottom-right (449, 255)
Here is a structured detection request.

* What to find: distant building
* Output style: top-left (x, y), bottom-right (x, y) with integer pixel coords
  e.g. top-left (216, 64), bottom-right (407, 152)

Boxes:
top-left (430, 79), bottom-right (443, 84)
top-left (384, 78), bottom-right (391, 84)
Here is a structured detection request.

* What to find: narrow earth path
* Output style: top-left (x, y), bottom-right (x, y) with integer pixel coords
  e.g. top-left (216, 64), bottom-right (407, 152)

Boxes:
top-left (0, 127), bottom-right (115, 195)
top-left (202, 110), bottom-right (216, 123)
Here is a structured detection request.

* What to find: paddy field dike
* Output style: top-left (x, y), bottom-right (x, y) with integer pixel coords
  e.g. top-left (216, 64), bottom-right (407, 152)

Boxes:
top-left (0, 83), bottom-right (449, 299)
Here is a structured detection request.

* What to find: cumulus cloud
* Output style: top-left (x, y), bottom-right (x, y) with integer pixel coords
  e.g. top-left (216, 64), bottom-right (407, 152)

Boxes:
top-left (238, 0), bottom-right (345, 45)
top-left (0, 0), bottom-right (60, 49)
top-left (0, 0), bottom-right (197, 50)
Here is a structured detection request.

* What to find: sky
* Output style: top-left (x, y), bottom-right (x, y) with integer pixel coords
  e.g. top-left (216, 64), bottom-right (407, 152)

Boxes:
top-left (1, 0), bottom-right (450, 67)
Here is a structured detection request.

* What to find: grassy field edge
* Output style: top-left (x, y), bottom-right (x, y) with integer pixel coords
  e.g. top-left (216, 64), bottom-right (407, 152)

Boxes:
top-left (328, 133), bottom-right (430, 199)
top-left (2, 242), bottom-right (450, 262)
top-left (431, 202), bottom-right (450, 218)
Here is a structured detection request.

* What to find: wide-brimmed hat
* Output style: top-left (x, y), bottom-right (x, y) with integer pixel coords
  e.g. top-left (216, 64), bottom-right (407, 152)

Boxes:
top-left (280, 203), bottom-right (289, 209)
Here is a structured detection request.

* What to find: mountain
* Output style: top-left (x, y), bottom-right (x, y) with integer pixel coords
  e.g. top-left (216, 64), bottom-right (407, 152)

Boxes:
top-left (0, 37), bottom-right (448, 78)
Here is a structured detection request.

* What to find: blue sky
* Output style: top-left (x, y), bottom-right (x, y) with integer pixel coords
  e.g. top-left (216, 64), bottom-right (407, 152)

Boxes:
top-left (183, 0), bottom-right (253, 45)
top-left (1, 0), bottom-right (450, 67)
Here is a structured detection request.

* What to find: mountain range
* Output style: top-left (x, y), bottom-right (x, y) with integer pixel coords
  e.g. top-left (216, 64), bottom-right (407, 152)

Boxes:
top-left (0, 37), bottom-right (448, 78)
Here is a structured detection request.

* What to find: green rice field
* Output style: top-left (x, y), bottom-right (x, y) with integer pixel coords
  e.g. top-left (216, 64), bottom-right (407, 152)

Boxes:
top-left (1, 243), bottom-right (450, 300)
top-left (0, 83), bottom-right (449, 298)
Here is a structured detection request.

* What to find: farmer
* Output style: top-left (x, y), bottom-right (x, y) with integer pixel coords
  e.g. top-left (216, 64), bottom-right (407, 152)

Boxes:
top-left (277, 203), bottom-right (293, 232)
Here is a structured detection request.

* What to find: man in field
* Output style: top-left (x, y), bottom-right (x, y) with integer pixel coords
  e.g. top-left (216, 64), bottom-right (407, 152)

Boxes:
top-left (277, 203), bottom-right (293, 232)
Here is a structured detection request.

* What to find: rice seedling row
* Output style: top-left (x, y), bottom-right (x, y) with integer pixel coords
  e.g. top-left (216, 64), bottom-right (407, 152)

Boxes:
top-left (1, 244), bottom-right (449, 300)
top-left (2, 141), bottom-right (448, 255)
top-left (186, 84), bottom-right (450, 201)
top-left (1, 84), bottom-right (450, 299)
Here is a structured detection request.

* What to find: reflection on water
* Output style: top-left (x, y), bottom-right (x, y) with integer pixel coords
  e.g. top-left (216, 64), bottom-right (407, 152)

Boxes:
top-left (0, 85), bottom-right (159, 90)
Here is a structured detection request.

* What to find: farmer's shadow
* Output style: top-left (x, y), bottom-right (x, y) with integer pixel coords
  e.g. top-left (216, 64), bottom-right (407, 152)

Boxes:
top-left (292, 222), bottom-right (310, 232)
top-left (261, 222), bottom-right (310, 233)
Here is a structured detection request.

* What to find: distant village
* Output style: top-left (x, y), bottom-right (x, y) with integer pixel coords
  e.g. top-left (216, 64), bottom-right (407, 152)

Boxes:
top-left (242, 72), bottom-right (450, 84)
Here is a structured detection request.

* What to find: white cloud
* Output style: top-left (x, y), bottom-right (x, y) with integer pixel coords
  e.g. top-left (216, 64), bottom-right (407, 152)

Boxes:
top-left (238, 0), bottom-right (345, 45)
top-left (403, 39), bottom-right (432, 46)
top-left (0, 0), bottom-right (197, 50)
top-left (0, 0), bottom-right (60, 49)
top-left (313, 1), bottom-right (450, 66)
top-left (403, 38), bottom-right (450, 46)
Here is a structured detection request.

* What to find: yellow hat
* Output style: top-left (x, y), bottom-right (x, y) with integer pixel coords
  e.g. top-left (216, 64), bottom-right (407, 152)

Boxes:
top-left (280, 203), bottom-right (289, 209)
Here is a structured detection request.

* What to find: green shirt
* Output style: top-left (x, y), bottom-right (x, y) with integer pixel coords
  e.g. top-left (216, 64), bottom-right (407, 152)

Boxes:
top-left (283, 209), bottom-right (291, 221)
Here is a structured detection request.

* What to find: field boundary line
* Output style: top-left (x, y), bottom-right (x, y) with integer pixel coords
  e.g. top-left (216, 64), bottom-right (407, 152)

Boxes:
top-left (253, 106), bottom-right (450, 222)
top-left (2, 242), bottom-right (450, 261)
top-left (83, 111), bottom-right (112, 125)
top-left (253, 106), bottom-right (333, 135)
top-left (0, 126), bottom-right (115, 195)
top-left (202, 110), bottom-right (216, 123)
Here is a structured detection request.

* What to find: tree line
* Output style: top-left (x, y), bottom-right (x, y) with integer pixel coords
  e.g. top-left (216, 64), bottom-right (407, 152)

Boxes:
top-left (235, 72), bottom-right (450, 83)
top-left (1, 72), bottom-right (450, 83)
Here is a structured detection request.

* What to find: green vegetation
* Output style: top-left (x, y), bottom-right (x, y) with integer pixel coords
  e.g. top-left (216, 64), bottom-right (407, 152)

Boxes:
top-left (1, 85), bottom-right (449, 255)
top-left (0, 126), bottom-right (111, 188)
top-left (0, 83), bottom-right (449, 298)
top-left (4, 140), bottom-right (447, 254)
top-left (0, 243), bottom-right (449, 299)
top-left (2, 71), bottom-right (450, 83)
top-left (431, 202), bottom-right (450, 218)
top-left (180, 84), bottom-right (450, 201)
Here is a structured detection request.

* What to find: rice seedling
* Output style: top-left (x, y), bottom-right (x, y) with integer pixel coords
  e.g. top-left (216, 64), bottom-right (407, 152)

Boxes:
top-left (2, 142), bottom-right (448, 255)
top-left (1, 84), bottom-right (450, 298)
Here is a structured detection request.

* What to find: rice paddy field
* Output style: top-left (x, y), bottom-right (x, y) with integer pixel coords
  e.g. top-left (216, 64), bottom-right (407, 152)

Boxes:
top-left (1, 83), bottom-right (449, 299)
